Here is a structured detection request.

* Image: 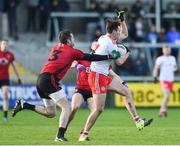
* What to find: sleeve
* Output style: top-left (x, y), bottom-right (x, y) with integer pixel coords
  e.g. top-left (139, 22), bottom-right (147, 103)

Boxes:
top-left (7, 52), bottom-right (15, 62)
top-left (72, 49), bottom-right (85, 60)
top-left (155, 57), bottom-right (161, 66)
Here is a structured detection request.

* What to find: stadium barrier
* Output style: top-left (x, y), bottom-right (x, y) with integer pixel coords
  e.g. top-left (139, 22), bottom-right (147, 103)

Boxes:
top-left (0, 82), bottom-right (180, 108)
top-left (0, 84), bottom-right (75, 108)
top-left (115, 82), bottom-right (180, 107)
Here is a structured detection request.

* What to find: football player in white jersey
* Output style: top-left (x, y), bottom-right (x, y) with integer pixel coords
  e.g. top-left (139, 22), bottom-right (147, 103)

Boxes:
top-left (79, 11), bottom-right (153, 141)
top-left (153, 45), bottom-right (177, 117)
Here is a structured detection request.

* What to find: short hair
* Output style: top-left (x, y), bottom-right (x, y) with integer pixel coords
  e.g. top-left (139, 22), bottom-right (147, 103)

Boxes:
top-left (0, 38), bottom-right (8, 42)
top-left (105, 18), bottom-right (120, 33)
top-left (163, 44), bottom-right (170, 49)
top-left (58, 30), bottom-right (72, 44)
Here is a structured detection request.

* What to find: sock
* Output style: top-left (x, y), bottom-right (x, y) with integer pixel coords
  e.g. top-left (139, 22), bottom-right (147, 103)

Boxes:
top-left (57, 127), bottom-right (66, 138)
top-left (134, 116), bottom-right (141, 123)
top-left (23, 102), bottom-right (35, 111)
top-left (3, 111), bottom-right (8, 118)
top-left (82, 130), bottom-right (88, 135)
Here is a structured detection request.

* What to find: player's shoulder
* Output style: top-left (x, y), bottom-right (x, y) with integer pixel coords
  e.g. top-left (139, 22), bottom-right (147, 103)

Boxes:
top-left (98, 35), bottom-right (111, 46)
top-left (5, 50), bottom-right (14, 56)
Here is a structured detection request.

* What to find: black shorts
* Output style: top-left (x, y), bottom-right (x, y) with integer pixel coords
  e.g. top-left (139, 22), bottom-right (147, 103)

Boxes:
top-left (0, 79), bottom-right (10, 88)
top-left (74, 88), bottom-right (92, 102)
top-left (36, 73), bottom-right (61, 99)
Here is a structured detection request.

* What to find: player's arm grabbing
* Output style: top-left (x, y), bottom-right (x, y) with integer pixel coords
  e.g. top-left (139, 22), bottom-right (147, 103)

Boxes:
top-left (11, 62), bottom-right (22, 84)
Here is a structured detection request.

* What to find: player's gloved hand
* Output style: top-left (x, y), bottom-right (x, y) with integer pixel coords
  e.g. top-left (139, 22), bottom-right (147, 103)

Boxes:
top-left (77, 64), bottom-right (85, 71)
top-left (90, 50), bottom-right (95, 54)
top-left (153, 77), bottom-right (158, 83)
top-left (108, 50), bottom-right (120, 59)
top-left (18, 78), bottom-right (22, 85)
top-left (116, 10), bottom-right (125, 22)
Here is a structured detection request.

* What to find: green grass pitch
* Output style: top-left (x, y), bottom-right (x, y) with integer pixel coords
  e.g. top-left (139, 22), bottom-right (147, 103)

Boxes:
top-left (0, 108), bottom-right (180, 145)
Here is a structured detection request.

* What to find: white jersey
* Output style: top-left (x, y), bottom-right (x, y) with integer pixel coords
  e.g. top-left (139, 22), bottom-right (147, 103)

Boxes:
top-left (155, 55), bottom-right (177, 82)
top-left (90, 35), bottom-right (118, 75)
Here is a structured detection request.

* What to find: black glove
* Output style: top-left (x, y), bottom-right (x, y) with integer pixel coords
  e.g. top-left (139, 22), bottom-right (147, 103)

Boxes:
top-left (154, 77), bottom-right (158, 83)
top-left (108, 50), bottom-right (120, 59)
top-left (18, 78), bottom-right (22, 85)
top-left (116, 10), bottom-right (125, 22)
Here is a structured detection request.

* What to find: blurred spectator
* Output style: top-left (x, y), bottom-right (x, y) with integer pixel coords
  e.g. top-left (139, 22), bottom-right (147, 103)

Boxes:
top-left (165, 22), bottom-right (180, 59)
top-left (157, 27), bottom-right (166, 56)
top-left (0, 0), bottom-right (5, 12)
top-left (38, 0), bottom-right (50, 33)
top-left (86, 0), bottom-right (101, 41)
top-left (7, 0), bottom-right (19, 40)
top-left (131, 0), bottom-right (145, 18)
top-left (107, 0), bottom-right (118, 12)
top-left (146, 24), bottom-right (158, 58)
top-left (116, 56), bottom-right (133, 76)
top-left (163, 2), bottom-right (180, 32)
top-left (158, 27), bottom-right (166, 43)
top-left (129, 15), bottom-right (147, 42)
top-left (134, 51), bottom-right (148, 76)
top-left (91, 25), bottom-right (102, 42)
top-left (27, 0), bottom-right (39, 32)
top-left (49, 0), bottom-right (70, 41)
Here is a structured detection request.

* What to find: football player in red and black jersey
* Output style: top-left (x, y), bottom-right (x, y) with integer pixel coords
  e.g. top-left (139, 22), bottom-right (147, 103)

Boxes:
top-left (0, 39), bottom-right (22, 121)
top-left (12, 30), bottom-right (120, 141)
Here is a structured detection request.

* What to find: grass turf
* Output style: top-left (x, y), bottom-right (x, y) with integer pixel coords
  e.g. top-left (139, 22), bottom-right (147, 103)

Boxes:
top-left (0, 108), bottom-right (180, 145)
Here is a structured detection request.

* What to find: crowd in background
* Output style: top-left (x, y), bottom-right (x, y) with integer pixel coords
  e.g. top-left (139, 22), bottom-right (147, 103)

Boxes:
top-left (0, 0), bottom-right (179, 76)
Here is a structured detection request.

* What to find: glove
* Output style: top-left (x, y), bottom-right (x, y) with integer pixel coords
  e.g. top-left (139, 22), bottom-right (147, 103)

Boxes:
top-left (90, 50), bottom-right (95, 54)
top-left (154, 77), bottom-right (158, 83)
top-left (77, 64), bottom-right (85, 71)
top-left (18, 78), bottom-right (22, 85)
top-left (116, 10), bottom-right (125, 22)
top-left (108, 50), bottom-right (120, 59)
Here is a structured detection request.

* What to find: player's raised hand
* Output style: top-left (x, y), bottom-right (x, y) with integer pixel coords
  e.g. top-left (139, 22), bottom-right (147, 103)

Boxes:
top-left (109, 50), bottom-right (120, 59)
top-left (116, 10), bottom-right (125, 22)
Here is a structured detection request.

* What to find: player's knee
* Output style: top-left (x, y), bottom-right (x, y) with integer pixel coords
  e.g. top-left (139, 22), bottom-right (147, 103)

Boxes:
top-left (45, 109), bottom-right (56, 118)
top-left (3, 95), bottom-right (8, 101)
top-left (95, 107), bottom-right (104, 113)
top-left (71, 106), bottom-right (79, 113)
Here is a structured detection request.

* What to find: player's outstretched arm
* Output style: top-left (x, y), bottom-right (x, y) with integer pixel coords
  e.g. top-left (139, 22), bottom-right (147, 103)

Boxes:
top-left (82, 50), bottom-right (120, 61)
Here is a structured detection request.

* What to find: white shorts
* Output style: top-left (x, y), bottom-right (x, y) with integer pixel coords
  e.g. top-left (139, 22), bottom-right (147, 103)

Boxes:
top-left (49, 89), bottom-right (66, 103)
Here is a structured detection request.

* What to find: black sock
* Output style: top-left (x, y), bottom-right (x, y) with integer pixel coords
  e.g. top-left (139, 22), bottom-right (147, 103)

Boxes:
top-left (57, 127), bottom-right (66, 138)
top-left (4, 111), bottom-right (8, 118)
top-left (23, 102), bottom-right (35, 111)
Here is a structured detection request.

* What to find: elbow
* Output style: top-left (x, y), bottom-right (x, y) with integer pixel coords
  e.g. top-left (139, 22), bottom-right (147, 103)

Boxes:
top-left (124, 33), bottom-right (128, 38)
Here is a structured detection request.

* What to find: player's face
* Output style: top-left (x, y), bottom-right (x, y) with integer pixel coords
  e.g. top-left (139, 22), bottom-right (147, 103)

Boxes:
top-left (68, 33), bottom-right (75, 47)
top-left (163, 47), bottom-right (171, 56)
top-left (0, 40), bottom-right (8, 51)
top-left (112, 26), bottom-right (121, 40)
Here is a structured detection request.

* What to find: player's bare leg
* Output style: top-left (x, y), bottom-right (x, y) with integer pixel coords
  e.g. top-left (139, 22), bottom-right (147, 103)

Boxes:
top-left (108, 76), bottom-right (153, 130)
top-left (2, 86), bottom-right (9, 121)
top-left (44, 97), bottom-right (70, 142)
top-left (67, 93), bottom-right (84, 126)
top-left (79, 94), bottom-right (106, 141)
top-left (159, 86), bottom-right (170, 117)
top-left (12, 99), bottom-right (56, 118)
